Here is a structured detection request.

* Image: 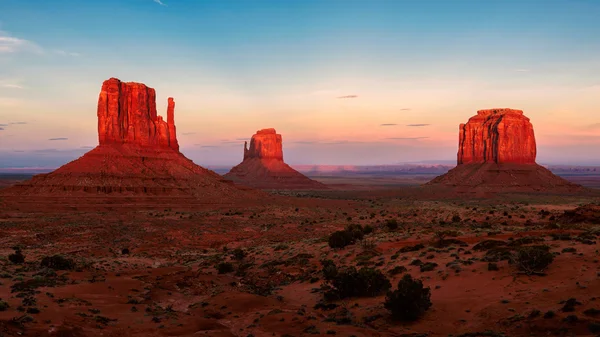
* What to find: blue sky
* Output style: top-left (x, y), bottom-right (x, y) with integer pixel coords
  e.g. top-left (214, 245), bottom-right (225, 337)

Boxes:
top-left (1, 0), bottom-right (600, 168)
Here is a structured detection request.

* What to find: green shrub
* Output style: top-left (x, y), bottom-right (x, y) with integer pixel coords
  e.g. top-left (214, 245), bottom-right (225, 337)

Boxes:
top-left (385, 219), bottom-right (398, 230)
top-left (232, 248), bottom-right (246, 260)
top-left (384, 274), bottom-right (432, 321)
top-left (321, 260), bottom-right (338, 281)
top-left (217, 262), bottom-right (234, 274)
top-left (0, 300), bottom-right (9, 311)
top-left (40, 255), bottom-right (75, 270)
top-left (514, 246), bottom-right (554, 275)
top-left (328, 230), bottom-right (356, 249)
top-left (325, 267), bottom-right (391, 300)
top-left (8, 249), bottom-right (25, 264)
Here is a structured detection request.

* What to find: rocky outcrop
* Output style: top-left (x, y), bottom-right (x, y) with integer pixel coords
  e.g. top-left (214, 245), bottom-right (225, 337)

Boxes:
top-left (97, 78), bottom-right (179, 151)
top-left (225, 128), bottom-right (327, 190)
top-left (458, 109), bottom-right (536, 165)
top-left (243, 128), bottom-right (284, 161)
top-left (427, 108), bottom-right (582, 193)
top-left (2, 78), bottom-right (259, 202)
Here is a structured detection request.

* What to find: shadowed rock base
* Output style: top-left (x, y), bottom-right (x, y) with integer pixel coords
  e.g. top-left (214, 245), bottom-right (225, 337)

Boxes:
top-left (225, 158), bottom-right (327, 190)
top-left (1, 144), bottom-right (256, 201)
top-left (426, 163), bottom-right (583, 193)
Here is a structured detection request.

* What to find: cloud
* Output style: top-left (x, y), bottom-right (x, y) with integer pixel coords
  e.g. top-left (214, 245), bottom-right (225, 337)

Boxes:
top-left (514, 69), bottom-right (530, 72)
top-left (290, 141), bottom-right (317, 144)
top-left (380, 123), bottom-right (397, 126)
top-left (10, 122), bottom-right (26, 125)
top-left (0, 127), bottom-right (4, 131)
top-left (400, 108), bottom-right (411, 111)
top-left (181, 132), bottom-right (196, 136)
top-left (407, 124), bottom-right (430, 127)
top-left (0, 31), bottom-right (43, 54)
top-left (0, 124), bottom-right (7, 126)
top-left (235, 138), bottom-right (250, 141)
top-left (48, 138), bottom-right (68, 141)
top-left (386, 137), bottom-right (429, 140)
top-left (1, 84), bottom-right (24, 89)
top-left (53, 49), bottom-right (81, 57)
top-left (199, 145), bottom-right (218, 148)
top-left (586, 123), bottom-right (600, 130)
top-left (337, 95), bottom-right (358, 99)
top-left (153, 0), bottom-right (167, 6)
top-left (80, 146), bottom-right (95, 149)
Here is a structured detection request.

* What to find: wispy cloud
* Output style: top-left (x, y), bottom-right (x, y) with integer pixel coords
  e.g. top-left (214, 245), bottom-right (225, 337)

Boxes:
top-left (586, 123), bottom-right (600, 130)
top-left (514, 69), bottom-right (530, 72)
top-left (1, 83), bottom-right (24, 89)
top-left (337, 95), bottom-right (358, 99)
top-left (80, 146), bottom-right (95, 149)
top-left (407, 124), bottom-right (430, 127)
top-left (153, 0), bottom-right (167, 6)
top-left (0, 124), bottom-right (7, 126)
top-left (0, 127), bottom-right (4, 131)
top-left (10, 122), bottom-right (27, 125)
top-left (400, 108), bottom-right (411, 111)
top-left (387, 137), bottom-right (429, 140)
top-left (0, 31), bottom-right (43, 54)
top-left (48, 137), bottom-right (68, 141)
top-left (380, 123), bottom-right (397, 126)
top-left (290, 140), bottom-right (318, 144)
top-left (181, 132), bottom-right (196, 136)
top-left (198, 145), bottom-right (218, 148)
top-left (235, 138), bottom-right (250, 141)
top-left (53, 49), bottom-right (80, 57)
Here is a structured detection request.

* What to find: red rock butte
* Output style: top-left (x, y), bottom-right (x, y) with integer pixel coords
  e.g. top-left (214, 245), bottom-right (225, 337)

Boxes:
top-left (224, 128), bottom-right (327, 190)
top-left (428, 108), bottom-right (582, 193)
top-left (458, 108), bottom-right (536, 165)
top-left (1, 78), bottom-right (259, 203)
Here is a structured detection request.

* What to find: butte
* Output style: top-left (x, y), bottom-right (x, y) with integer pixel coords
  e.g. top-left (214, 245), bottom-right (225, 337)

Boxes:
top-left (427, 108), bottom-right (582, 193)
top-left (1, 78), bottom-right (258, 205)
top-left (224, 128), bottom-right (327, 190)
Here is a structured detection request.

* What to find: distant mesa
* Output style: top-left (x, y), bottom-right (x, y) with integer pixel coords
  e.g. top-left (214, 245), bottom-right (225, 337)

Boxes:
top-left (1, 78), bottom-right (257, 201)
top-left (224, 128), bottom-right (327, 190)
top-left (427, 108), bottom-right (582, 193)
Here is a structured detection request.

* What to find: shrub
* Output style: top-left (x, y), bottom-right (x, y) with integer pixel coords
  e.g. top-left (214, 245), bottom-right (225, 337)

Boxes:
top-left (0, 300), bottom-right (9, 311)
top-left (514, 246), bottom-right (554, 275)
top-left (384, 274), bottom-right (432, 321)
top-left (40, 255), bottom-right (75, 270)
top-left (325, 267), bottom-right (391, 300)
top-left (321, 260), bottom-right (338, 281)
top-left (362, 225), bottom-right (374, 235)
top-left (232, 248), bottom-right (246, 260)
top-left (328, 230), bottom-right (356, 249)
top-left (385, 219), bottom-right (399, 230)
top-left (9, 249), bottom-right (25, 264)
top-left (217, 262), bottom-right (234, 274)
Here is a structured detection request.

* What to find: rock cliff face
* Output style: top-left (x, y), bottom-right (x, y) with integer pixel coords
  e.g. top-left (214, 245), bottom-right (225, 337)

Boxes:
top-left (427, 108), bottom-right (582, 193)
top-left (2, 78), bottom-right (258, 202)
top-left (225, 128), bottom-right (327, 190)
top-left (97, 78), bottom-right (179, 151)
top-left (243, 128), bottom-right (284, 161)
top-left (458, 109), bottom-right (536, 165)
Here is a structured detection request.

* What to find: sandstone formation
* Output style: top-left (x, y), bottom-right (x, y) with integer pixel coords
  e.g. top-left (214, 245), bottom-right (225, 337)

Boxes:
top-left (225, 128), bottom-right (327, 190)
top-left (1, 78), bottom-right (257, 202)
top-left (458, 109), bottom-right (535, 165)
top-left (427, 108), bottom-right (582, 193)
top-left (97, 78), bottom-right (179, 151)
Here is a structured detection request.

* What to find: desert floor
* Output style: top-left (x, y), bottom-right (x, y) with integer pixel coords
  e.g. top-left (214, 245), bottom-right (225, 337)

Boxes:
top-left (1, 174), bottom-right (600, 337)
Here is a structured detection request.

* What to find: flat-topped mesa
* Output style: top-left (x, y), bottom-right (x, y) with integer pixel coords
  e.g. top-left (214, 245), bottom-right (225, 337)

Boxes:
top-left (457, 108), bottom-right (536, 165)
top-left (97, 78), bottom-right (179, 151)
top-left (243, 128), bottom-right (284, 161)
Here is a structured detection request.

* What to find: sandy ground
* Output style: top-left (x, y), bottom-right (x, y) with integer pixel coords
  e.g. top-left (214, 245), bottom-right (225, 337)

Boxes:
top-left (0, 176), bottom-right (600, 336)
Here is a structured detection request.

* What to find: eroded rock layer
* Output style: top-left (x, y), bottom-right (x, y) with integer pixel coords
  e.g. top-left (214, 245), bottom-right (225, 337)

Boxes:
top-left (2, 78), bottom-right (256, 202)
top-left (428, 108), bottom-right (582, 193)
top-left (458, 109), bottom-right (535, 165)
top-left (97, 78), bottom-right (179, 151)
top-left (225, 129), bottom-right (327, 190)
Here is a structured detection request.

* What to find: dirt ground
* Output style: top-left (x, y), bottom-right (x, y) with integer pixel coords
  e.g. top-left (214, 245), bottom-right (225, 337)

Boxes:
top-left (1, 176), bottom-right (600, 337)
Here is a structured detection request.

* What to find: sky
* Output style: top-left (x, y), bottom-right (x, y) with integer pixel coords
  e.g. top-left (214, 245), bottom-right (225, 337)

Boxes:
top-left (0, 0), bottom-right (599, 168)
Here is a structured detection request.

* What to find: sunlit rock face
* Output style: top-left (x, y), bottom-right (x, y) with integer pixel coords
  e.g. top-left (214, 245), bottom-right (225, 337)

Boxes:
top-left (243, 128), bottom-right (284, 161)
top-left (226, 128), bottom-right (327, 190)
top-left (457, 108), bottom-right (536, 165)
top-left (97, 78), bottom-right (179, 151)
